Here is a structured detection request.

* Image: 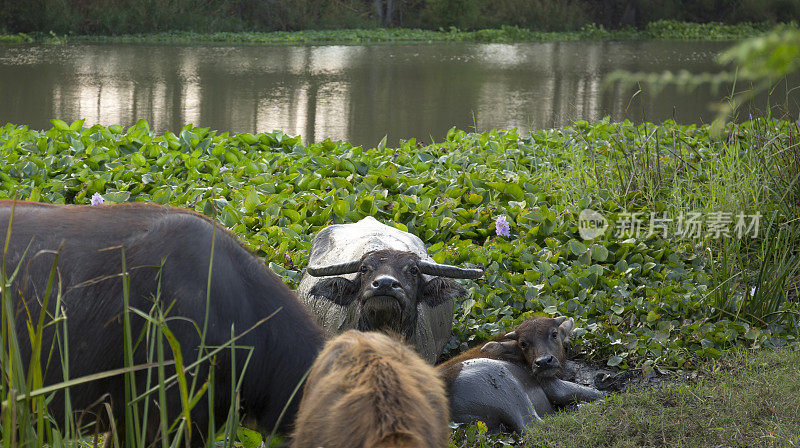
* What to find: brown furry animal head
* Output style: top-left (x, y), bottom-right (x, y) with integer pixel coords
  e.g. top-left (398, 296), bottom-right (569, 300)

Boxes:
top-left (437, 316), bottom-right (575, 388)
top-left (291, 330), bottom-right (450, 448)
top-left (480, 316), bottom-right (573, 378)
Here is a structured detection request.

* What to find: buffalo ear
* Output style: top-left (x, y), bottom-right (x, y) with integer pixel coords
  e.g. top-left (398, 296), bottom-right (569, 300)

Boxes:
top-left (480, 340), bottom-right (524, 362)
top-left (420, 277), bottom-right (466, 307)
top-left (309, 277), bottom-right (359, 306)
top-left (558, 317), bottom-right (575, 344)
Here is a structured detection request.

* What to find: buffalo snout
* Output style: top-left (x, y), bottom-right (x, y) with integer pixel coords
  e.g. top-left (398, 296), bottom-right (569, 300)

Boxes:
top-left (533, 355), bottom-right (561, 370)
top-left (370, 275), bottom-right (403, 291)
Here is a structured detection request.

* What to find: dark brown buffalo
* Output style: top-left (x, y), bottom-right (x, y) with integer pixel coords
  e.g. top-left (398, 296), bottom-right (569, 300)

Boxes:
top-left (298, 217), bottom-right (482, 363)
top-left (291, 330), bottom-right (450, 448)
top-left (438, 316), bottom-right (603, 432)
top-left (1, 201), bottom-right (325, 446)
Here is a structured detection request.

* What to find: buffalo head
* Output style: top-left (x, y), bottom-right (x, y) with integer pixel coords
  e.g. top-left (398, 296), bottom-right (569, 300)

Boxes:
top-left (480, 316), bottom-right (573, 378)
top-left (307, 249), bottom-right (482, 340)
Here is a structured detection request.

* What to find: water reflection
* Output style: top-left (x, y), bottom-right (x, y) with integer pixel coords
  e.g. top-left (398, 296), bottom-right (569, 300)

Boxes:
top-left (0, 42), bottom-right (796, 146)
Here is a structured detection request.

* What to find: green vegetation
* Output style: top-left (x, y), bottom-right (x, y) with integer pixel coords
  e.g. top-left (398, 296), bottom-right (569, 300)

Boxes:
top-left (451, 347), bottom-right (800, 447)
top-left (1, 117), bottom-right (798, 445)
top-left (0, 21), bottom-right (787, 45)
top-left (1, 118), bottom-right (797, 370)
top-left (2, 0), bottom-right (799, 35)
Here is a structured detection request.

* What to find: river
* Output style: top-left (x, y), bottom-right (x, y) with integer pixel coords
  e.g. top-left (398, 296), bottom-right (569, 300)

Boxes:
top-left (0, 41), bottom-right (796, 146)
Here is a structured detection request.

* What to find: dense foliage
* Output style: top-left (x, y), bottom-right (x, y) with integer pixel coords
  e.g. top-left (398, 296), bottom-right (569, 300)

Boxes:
top-left (1, 119), bottom-right (797, 374)
top-left (0, 21), bottom-right (783, 45)
top-left (1, 0), bottom-right (798, 35)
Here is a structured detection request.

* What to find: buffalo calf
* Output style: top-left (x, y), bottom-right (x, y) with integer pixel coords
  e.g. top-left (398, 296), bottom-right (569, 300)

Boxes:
top-left (438, 316), bottom-right (603, 432)
top-left (291, 330), bottom-right (450, 448)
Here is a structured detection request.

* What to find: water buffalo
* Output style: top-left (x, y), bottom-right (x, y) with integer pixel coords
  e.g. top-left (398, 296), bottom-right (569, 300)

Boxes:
top-left (291, 330), bottom-right (450, 448)
top-left (297, 216), bottom-right (482, 363)
top-left (438, 316), bottom-right (604, 432)
top-left (1, 201), bottom-right (325, 446)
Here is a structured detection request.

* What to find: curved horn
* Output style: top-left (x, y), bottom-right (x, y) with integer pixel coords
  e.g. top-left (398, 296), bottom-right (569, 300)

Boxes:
top-left (417, 260), bottom-right (483, 279)
top-left (306, 260), bottom-right (362, 277)
top-left (504, 331), bottom-right (517, 340)
top-left (553, 316), bottom-right (567, 325)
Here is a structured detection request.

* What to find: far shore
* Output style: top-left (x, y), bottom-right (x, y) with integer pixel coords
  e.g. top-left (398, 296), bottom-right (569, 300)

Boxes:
top-left (0, 21), bottom-right (790, 46)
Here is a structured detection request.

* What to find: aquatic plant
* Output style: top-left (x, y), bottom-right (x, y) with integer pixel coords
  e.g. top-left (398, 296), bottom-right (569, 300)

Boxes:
top-left (1, 118), bottom-right (796, 372)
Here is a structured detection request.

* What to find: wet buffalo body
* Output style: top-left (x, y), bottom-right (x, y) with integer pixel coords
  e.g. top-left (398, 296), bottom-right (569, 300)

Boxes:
top-left (1, 201), bottom-right (324, 446)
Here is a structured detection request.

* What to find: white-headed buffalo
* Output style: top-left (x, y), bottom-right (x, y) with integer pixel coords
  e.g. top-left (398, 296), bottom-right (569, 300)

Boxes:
top-left (291, 330), bottom-right (450, 448)
top-left (297, 216), bottom-right (483, 363)
top-left (438, 316), bottom-right (604, 432)
top-left (1, 201), bottom-right (325, 446)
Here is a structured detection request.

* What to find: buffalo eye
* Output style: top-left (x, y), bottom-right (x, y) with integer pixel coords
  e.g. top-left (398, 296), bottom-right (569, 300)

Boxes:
top-left (407, 265), bottom-right (420, 276)
top-left (518, 340), bottom-right (528, 349)
top-left (551, 331), bottom-right (558, 340)
top-left (360, 264), bottom-right (369, 273)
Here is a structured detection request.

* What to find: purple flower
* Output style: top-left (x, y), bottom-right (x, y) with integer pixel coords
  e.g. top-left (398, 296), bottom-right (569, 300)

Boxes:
top-left (495, 215), bottom-right (511, 237)
top-left (91, 192), bottom-right (104, 206)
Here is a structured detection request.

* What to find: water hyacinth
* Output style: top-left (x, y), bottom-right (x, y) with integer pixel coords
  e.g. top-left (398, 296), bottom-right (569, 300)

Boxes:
top-left (91, 192), bottom-right (104, 205)
top-left (495, 215), bottom-right (511, 237)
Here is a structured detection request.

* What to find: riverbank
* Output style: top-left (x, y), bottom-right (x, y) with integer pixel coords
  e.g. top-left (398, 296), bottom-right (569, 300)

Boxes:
top-left (0, 21), bottom-right (787, 46)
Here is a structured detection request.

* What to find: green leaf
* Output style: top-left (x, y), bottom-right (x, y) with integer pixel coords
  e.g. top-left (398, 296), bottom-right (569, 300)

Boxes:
top-left (239, 133), bottom-right (258, 145)
top-left (102, 191), bottom-right (130, 203)
top-left (131, 153), bottom-right (147, 167)
top-left (237, 427), bottom-right (263, 448)
top-left (569, 240), bottom-right (587, 256)
top-left (607, 355), bottom-right (623, 367)
top-left (332, 199), bottom-right (349, 218)
top-left (152, 189), bottom-right (171, 204)
top-left (465, 192), bottom-right (483, 204)
top-left (590, 244), bottom-right (609, 261)
top-left (69, 119), bottom-right (85, 132)
top-left (486, 181), bottom-right (506, 193)
top-left (357, 196), bottom-right (374, 213)
top-left (50, 119), bottom-right (70, 131)
top-left (505, 183), bottom-right (524, 201)
top-left (244, 189), bottom-right (261, 214)
top-left (282, 208), bottom-right (302, 223)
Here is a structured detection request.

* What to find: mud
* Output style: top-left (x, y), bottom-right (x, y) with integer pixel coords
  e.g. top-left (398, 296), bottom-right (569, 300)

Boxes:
top-left (562, 358), bottom-right (669, 393)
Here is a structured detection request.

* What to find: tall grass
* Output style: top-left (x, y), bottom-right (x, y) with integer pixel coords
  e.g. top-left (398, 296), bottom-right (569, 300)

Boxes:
top-left (526, 115), bottom-right (799, 330)
top-left (0, 206), bottom-right (267, 447)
